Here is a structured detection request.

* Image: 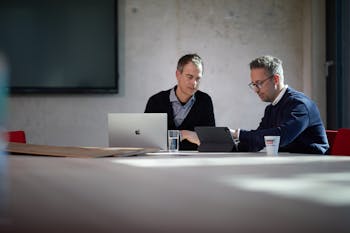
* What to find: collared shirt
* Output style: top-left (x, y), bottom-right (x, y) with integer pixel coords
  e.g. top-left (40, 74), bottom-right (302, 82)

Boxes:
top-left (170, 87), bottom-right (196, 127)
top-left (272, 85), bottom-right (288, 106)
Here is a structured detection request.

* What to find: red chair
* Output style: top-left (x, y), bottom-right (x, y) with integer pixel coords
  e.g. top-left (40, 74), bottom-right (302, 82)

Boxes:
top-left (326, 130), bottom-right (338, 154)
top-left (330, 128), bottom-right (350, 156)
top-left (7, 130), bottom-right (26, 143)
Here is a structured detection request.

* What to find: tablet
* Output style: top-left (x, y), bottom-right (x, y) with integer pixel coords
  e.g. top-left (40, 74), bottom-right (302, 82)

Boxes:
top-left (194, 127), bottom-right (235, 152)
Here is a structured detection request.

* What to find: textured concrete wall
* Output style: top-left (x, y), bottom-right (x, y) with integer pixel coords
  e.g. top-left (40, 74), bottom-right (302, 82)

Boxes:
top-left (7, 0), bottom-right (325, 147)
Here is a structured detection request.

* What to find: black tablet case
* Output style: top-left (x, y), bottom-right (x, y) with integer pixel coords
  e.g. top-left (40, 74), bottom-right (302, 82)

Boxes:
top-left (195, 127), bottom-right (235, 152)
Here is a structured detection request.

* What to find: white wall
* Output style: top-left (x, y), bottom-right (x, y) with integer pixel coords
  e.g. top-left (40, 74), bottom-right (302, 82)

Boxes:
top-left (7, 0), bottom-right (326, 147)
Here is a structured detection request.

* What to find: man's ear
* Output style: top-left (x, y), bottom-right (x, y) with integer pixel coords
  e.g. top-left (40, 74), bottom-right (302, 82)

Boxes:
top-left (176, 70), bottom-right (181, 81)
top-left (273, 74), bottom-right (280, 84)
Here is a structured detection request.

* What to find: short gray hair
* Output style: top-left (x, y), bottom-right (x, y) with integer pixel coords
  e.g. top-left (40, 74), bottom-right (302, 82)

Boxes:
top-left (177, 54), bottom-right (203, 73)
top-left (249, 55), bottom-right (284, 79)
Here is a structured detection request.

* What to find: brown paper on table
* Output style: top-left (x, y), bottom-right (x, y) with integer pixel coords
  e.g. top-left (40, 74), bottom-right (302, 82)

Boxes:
top-left (6, 142), bottom-right (159, 158)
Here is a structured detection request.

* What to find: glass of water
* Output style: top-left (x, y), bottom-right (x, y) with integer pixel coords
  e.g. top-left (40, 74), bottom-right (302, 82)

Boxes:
top-left (168, 130), bottom-right (179, 152)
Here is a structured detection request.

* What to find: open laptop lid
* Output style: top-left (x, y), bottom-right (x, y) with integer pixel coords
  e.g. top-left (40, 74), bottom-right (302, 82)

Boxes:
top-left (195, 127), bottom-right (235, 152)
top-left (108, 113), bottom-right (167, 150)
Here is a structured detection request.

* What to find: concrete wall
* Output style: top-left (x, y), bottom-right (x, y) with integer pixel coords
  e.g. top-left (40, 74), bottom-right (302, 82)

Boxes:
top-left (7, 0), bottom-right (326, 147)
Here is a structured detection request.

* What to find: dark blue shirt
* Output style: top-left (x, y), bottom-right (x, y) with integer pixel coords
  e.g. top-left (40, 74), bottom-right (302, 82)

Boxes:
top-left (238, 87), bottom-right (329, 154)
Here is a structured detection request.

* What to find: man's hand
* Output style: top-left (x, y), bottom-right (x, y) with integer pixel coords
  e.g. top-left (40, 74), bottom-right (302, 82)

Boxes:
top-left (180, 130), bottom-right (200, 145)
top-left (229, 128), bottom-right (239, 140)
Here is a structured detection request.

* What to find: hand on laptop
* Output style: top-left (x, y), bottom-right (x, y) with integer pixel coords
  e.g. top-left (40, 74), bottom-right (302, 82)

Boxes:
top-left (181, 130), bottom-right (200, 145)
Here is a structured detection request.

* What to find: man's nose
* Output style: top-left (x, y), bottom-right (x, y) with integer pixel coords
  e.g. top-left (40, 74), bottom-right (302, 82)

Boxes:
top-left (191, 79), bottom-right (197, 87)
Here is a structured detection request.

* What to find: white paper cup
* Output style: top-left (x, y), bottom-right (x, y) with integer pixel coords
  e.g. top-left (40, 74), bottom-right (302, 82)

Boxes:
top-left (168, 130), bottom-right (179, 152)
top-left (264, 136), bottom-right (280, 156)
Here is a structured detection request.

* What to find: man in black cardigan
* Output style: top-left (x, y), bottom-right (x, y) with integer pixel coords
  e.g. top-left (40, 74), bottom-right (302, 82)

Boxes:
top-left (145, 54), bottom-right (215, 150)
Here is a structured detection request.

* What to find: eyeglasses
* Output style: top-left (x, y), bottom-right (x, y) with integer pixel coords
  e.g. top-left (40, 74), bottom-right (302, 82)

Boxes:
top-left (248, 75), bottom-right (274, 91)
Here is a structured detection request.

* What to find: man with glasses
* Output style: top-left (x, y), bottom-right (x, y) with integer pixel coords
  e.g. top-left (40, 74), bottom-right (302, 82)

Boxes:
top-left (145, 54), bottom-right (215, 150)
top-left (230, 55), bottom-right (329, 154)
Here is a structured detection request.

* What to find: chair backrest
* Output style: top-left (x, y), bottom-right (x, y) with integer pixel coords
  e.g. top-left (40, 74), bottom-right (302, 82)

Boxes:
top-left (330, 128), bottom-right (350, 156)
top-left (326, 130), bottom-right (338, 154)
top-left (7, 131), bottom-right (26, 143)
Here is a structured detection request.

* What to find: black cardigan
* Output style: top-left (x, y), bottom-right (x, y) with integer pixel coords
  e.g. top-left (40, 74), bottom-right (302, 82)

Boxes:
top-left (145, 87), bottom-right (215, 150)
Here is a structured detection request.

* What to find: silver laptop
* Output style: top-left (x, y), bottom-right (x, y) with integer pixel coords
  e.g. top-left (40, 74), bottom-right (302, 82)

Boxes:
top-left (108, 113), bottom-right (167, 150)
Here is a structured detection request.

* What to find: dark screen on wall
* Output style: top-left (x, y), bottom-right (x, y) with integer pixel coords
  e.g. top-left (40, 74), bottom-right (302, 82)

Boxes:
top-left (0, 0), bottom-right (118, 94)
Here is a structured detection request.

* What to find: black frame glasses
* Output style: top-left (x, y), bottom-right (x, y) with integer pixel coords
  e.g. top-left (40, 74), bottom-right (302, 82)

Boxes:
top-left (248, 75), bottom-right (274, 91)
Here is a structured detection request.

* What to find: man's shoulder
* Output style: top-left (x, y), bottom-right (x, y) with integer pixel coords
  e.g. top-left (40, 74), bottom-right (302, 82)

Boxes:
top-left (145, 88), bottom-right (171, 112)
top-left (195, 90), bottom-right (212, 100)
top-left (283, 87), bottom-right (317, 110)
top-left (148, 88), bottom-right (171, 100)
top-left (285, 87), bottom-right (312, 103)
